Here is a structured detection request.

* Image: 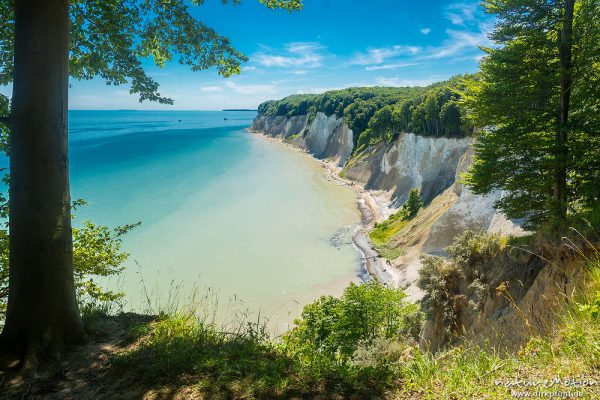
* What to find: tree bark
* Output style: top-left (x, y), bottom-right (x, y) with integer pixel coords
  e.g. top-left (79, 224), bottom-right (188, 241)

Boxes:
top-left (554, 0), bottom-right (575, 223)
top-left (0, 0), bottom-right (86, 362)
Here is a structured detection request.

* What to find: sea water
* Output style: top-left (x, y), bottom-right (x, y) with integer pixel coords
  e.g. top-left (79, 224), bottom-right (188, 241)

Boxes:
top-left (67, 110), bottom-right (361, 331)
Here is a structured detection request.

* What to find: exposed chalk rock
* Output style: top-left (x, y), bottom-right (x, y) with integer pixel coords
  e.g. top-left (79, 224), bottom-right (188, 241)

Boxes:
top-left (251, 112), bottom-right (523, 275)
top-left (299, 113), bottom-right (354, 167)
top-left (343, 132), bottom-right (471, 205)
top-left (423, 146), bottom-right (524, 253)
top-left (252, 115), bottom-right (308, 139)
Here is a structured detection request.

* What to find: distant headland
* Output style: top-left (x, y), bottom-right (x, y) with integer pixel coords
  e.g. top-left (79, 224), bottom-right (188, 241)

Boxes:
top-left (222, 109), bottom-right (258, 112)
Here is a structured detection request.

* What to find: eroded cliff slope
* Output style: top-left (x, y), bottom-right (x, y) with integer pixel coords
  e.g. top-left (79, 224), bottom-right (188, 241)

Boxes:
top-left (250, 113), bottom-right (518, 261)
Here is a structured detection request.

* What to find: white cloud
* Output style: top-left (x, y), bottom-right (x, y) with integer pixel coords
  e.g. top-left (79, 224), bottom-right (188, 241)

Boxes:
top-left (242, 66), bottom-right (258, 71)
top-left (351, 45), bottom-right (420, 66)
top-left (290, 70), bottom-right (309, 75)
top-left (297, 87), bottom-right (339, 94)
top-left (365, 62), bottom-right (420, 71)
top-left (200, 85), bottom-right (224, 92)
top-left (254, 42), bottom-right (325, 68)
top-left (353, 4), bottom-right (491, 71)
top-left (420, 28), bottom-right (431, 35)
top-left (446, 2), bottom-right (479, 26)
top-left (424, 28), bottom-right (491, 59)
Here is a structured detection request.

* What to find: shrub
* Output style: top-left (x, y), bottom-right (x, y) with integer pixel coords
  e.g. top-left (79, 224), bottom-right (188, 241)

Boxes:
top-left (283, 281), bottom-right (422, 367)
top-left (417, 256), bottom-right (464, 336)
top-left (0, 203), bottom-right (139, 321)
top-left (445, 230), bottom-right (504, 268)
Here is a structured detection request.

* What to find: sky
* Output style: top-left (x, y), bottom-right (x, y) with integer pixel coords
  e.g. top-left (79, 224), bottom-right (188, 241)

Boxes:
top-left (2, 0), bottom-right (495, 110)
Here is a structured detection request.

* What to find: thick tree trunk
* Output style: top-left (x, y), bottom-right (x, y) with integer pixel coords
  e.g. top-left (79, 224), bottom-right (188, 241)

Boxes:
top-left (554, 0), bottom-right (575, 223)
top-left (0, 0), bottom-right (86, 364)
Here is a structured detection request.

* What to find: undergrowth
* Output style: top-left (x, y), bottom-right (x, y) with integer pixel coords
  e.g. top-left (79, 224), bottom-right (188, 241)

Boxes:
top-left (111, 281), bottom-right (423, 399)
top-left (90, 226), bottom-right (600, 399)
top-left (106, 250), bottom-right (600, 398)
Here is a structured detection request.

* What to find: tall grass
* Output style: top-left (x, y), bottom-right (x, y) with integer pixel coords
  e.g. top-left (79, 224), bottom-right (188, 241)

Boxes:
top-left (96, 236), bottom-right (600, 398)
top-left (110, 281), bottom-right (417, 398)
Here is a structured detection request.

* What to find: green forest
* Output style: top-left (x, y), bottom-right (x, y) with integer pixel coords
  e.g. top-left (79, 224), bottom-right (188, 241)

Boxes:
top-left (258, 75), bottom-right (473, 152)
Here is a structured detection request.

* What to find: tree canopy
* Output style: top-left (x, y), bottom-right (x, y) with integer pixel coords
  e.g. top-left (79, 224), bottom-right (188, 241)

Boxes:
top-left (463, 0), bottom-right (600, 229)
top-left (0, 0), bottom-right (302, 111)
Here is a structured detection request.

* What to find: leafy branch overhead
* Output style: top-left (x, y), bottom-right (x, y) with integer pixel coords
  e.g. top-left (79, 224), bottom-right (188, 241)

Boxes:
top-left (0, 0), bottom-right (303, 105)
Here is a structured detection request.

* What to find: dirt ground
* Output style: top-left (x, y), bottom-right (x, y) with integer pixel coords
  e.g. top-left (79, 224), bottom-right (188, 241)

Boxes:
top-left (0, 314), bottom-right (187, 400)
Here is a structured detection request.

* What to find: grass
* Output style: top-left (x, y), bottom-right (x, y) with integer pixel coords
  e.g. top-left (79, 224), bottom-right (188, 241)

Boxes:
top-left (369, 209), bottom-right (409, 260)
top-left (283, 133), bottom-right (301, 142)
top-left (112, 313), bottom-right (296, 398)
top-left (111, 282), bottom-right (414, 399)
top-left (371, 241), bottom-right (406, 260)
top-left (105, 249), bottom-right (600, 399)
top-left (391, 255), bottom-right (600, 399)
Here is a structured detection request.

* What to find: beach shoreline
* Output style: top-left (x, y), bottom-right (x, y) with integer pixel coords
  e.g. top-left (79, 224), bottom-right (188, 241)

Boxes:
top-left (247, 128), bottom-right (399, 286)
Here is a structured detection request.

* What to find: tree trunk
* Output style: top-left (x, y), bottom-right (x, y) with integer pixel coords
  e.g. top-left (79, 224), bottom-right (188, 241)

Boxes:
top-left (0, 0), bottom-right (86, 365)
top-left (554, 0), bottom-right (575, 223)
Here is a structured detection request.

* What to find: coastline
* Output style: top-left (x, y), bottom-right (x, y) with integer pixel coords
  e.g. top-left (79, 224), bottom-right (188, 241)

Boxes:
top-left (247, 128), bottom-right (398, 286)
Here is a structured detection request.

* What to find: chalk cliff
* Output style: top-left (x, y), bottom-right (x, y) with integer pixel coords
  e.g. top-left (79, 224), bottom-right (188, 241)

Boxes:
top-left (250, 112), bottom-right (521, 285)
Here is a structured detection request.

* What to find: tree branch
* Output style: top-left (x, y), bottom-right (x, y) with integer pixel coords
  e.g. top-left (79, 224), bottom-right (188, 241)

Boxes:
top-left (0, 116), bottom-right (10, 127)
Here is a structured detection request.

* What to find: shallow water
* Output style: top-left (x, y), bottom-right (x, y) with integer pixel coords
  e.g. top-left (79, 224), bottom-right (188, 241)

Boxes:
top-left (68, 110), bottom-right (361, 330)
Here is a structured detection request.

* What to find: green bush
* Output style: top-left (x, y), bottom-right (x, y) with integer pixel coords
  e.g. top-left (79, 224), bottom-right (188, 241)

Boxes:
top-left (113, 281), bottom-right (423, 398)
top-left (0, 200), bottom-right (139, 320)
top-left (445, 230), bottom-right (505, 268)
top-left (282, 280), bottom-right (422, 367)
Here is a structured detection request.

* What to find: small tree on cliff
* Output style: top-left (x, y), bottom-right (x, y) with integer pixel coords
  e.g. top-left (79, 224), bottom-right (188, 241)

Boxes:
top-left (463, 0), bottom-right (600, 229)
top-left (403, 188), bottom-right (423, 219)
top-left (0, 0), bottom-right (302, 370)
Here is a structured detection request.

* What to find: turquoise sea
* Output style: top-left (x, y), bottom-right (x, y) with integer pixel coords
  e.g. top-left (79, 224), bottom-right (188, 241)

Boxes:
top-left (66, 110), bottom-right (361, 330)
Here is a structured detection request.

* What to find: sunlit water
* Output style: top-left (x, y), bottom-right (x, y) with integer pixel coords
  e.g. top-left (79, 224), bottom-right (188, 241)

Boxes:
top-left (65, 110), bottom-right (361, 331)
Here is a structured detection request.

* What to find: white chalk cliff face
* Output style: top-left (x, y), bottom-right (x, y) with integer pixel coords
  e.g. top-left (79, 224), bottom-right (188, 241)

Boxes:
top-left (296, 113), bottom-right (354, 167)
top-left (252, 115), bottom-right (308, 139)
top-left (421, 146), bottom-right (523, 253)
top-left (343, 133), bottom-right (472, 205)
top-left (252, 112), bottom-right (354, 167)
top-left (250, 113), bottom-right (520, 255)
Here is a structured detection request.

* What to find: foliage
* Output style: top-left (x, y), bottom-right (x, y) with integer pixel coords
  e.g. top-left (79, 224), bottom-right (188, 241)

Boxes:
top-left (445, 230), bottom-right (505, 268)
top-left (282, 280), bottom-right (422, 367)
top-left (258, 76), bottom-right (474, 153)
top-left (114, 281), bottom-right (423, 398)
top-left (403, 188), bottom-right (424, 218)
top-left (417, 256), bottom-right (463, 328)
top-left (72, 221), bottom-right (139, 306)
top-left (462, 0), bottom-right (600, 229)
top-left (0, 216), bottom-right (137, 319)
top-left (111, 256), bottom-right (600, 398)
top-left (417, 231), bottom-right (507, 334)
top-left (396, 256), bottom-right (600, 399)
top-left (0, 229), bottom-right (7, 316)
top-left (370, 210), bottom-right (408, 256)
top-left (0, 0), bottom-right (302, 103)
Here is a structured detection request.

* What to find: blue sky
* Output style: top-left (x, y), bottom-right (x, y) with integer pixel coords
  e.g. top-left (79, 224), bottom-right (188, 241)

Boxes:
top-left (2, 0), bottom-right (495, 110)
